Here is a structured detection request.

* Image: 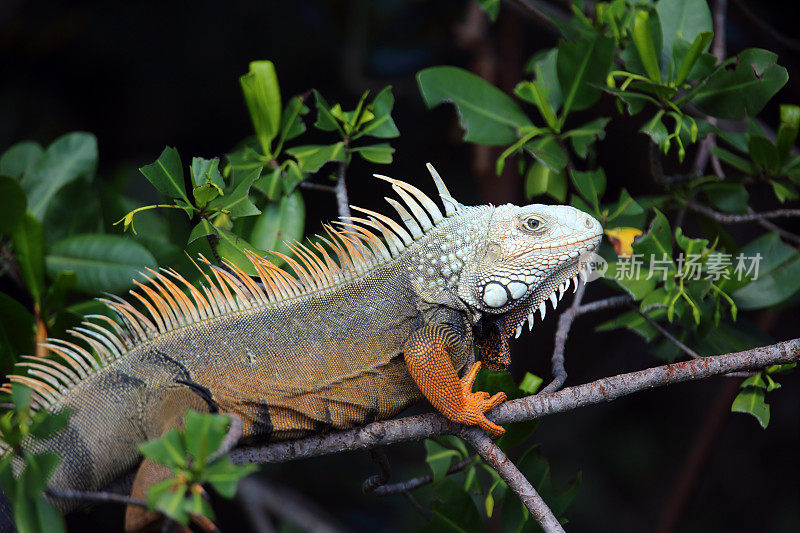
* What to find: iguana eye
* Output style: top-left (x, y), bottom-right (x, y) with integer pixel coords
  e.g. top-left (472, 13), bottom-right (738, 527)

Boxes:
top-left (524, 218), bottom-right (541, 231)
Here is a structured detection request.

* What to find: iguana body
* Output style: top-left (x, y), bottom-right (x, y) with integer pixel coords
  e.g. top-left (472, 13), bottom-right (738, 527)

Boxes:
top-left (1, 164), bottom-right (602, 530)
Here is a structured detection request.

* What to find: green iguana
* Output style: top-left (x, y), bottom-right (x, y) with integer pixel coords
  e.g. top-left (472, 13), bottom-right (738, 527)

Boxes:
top-left (0, 164), bottom-right (602, 530)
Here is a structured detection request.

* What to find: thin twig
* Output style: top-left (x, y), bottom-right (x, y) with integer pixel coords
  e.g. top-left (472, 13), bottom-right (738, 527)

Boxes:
top-left (636, 311), bottom-right (702, 359)
top-left (236, 477), bottom-right (345, 533)
top-left (367, 456), bottom-right (475, 496)
top-left (543, 280), bottom-right (587, 394)
top-left (229, 338), bottom-right (799, 466)
top-left (206, 234), bottom-right (224, 267)
top-left (46, 487), bottom-right (148, 509)
top-left (462, 427), bottom-right (565, 533)
top-left (636, 310), bottom-right (755, 378)
top-left (401, 491), bottom-right (431, 518)
top-left (730, 0), bottom-right (800, 52)
top-left (300, 181), bottom-right (338, 194)
top-left (541, 292), bottom-right (632, 395)
top-left (686, 201), bottom-right (800, 223)
top-left (208, 413), bottom-right (243, 463)
top-left (362, 447), bottom-right (392, 493)
top-left (504, 0), bottom-right (562, 36)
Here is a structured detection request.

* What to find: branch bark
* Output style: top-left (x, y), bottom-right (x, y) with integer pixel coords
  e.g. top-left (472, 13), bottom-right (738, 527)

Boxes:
top-left (462, 427), bottom-right (565, 533)
top-left (230, 338), bottom-right (799, 466)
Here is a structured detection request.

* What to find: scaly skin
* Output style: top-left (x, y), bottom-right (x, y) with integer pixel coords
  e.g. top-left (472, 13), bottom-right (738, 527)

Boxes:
top-left (0, 164), bottom-right (602, 531)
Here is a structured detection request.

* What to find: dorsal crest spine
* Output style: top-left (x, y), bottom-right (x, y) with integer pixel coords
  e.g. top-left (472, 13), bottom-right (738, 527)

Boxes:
top-left (1, 164), bottom-right (463, 412)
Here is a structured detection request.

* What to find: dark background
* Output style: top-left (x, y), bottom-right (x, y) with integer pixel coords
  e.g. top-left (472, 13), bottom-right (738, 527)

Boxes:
top-left (1, 0), bottom-right (798, 531)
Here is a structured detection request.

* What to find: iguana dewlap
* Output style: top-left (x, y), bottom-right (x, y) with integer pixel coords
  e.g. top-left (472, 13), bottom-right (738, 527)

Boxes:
top-left (0, 164), bottom-right (602, 529)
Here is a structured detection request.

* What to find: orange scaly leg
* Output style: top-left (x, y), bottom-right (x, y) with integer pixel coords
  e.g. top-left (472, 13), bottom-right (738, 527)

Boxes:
top-left (404, 324), bottom-right (507, 437)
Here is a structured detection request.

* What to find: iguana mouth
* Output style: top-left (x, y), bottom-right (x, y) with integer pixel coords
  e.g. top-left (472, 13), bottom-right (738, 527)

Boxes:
top-left (508, 252), bottom-right (596, 339)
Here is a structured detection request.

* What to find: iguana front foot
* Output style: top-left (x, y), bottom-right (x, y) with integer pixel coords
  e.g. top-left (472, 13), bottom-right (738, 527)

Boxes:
top-left (456, 361), bottom-right (507, 437)
top-left (404, 324), bottom-right (508, 437)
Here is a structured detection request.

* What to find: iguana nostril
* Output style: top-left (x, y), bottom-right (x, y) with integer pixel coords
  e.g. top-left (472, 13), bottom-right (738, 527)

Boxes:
top-left (584, 217), bottom-right (593, 228)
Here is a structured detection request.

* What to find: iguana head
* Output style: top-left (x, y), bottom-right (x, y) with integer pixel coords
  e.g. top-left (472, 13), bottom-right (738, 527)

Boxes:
top-left (352, 164), bottom-right (601, 339)
top-left (459, 203), bottom-right (602, 336)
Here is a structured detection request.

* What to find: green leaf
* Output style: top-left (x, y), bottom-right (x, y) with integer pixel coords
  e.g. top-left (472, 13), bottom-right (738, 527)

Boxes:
top-left (240, 60), bottom-right (282, 156)
top-left (208, 166), bottom-right (262, 219)
top-left (11, 213), bottom-right (45, 305)
top-left (252, 166), bottom-right (282, 201)
top-left (276, 95), bottom-right (309, 152)
top-left (203, 457), bottom-right (257, 498)
top-left (733, 232), bottom-right (800, 309)
top-left (29, 409), bottom-right (70, 440)
top-left (709, 145), bottom-right (757, 174)
top-left (525, 162), bottom-right (566, 202)
top-left (286, 143), bottom-right (346, 173)
top-left (519, 372), bottom-right (543, 394)
top-left (776, 104), bottom-right (800, 162)
top-left (691, 48), bottom-right (788, 119)
top-left (213, 228), bottom-right (262, 276)
top-left (140, 428), bottom-right (187, 469)
top-left (358, 86), bottom-right (400, 139)
top-left (281, 160), bottom-right (305, 195)
top-left (675, 32), bottom-right (713, 85)
top-left (190, 157), bottom-right (225, 190)
top-left (184, 411), bottom-right (230, 466)
top-left (557, 34), bottom-right (615, 119)
top-left (22, 132), bottom-right (97, 219)
top-left (0, 141), bottom-right (43, 179)
top-left (605, 262), bottom-right (657, 300)
top-left (43, 271), bottom-right (76, 317)
top-left (422, 479), bottom-right (482, 533)
top-left (606, 188), bottom-right (644, 222)
top-left (514, 80), bottom-right (558, 130)
top-left (632, 208), bottom-right (673, 262)
top-left (640, 110), bottom-right (669, 149)
top-left (655, 0), bottom-right (712, 77)
top-left (476, 0), bottom-right (499, 21)
top-left (42, 178), bottom-right (102, 245)
top-left (147, 478), bottom-right (189, 525)
top-left (524, 134), bottom-right (567, 172)
top-left (0, 174), bottom-right (27, 235)
top-left (424, 439), bottom-right (460, 484)
top-left (188, 219), bottom-right (216, 244)
top-left (748, 135), bottom-right (781, 175)
top-left (570, 168), bottom-right (606, 210)
top-left (0, 293), bottom-right (34, 375)
top-left (770, 180), bottom-right (799, 202)
top-left (731, 388), bottom-right (770, 428)
top-left (46, 234), bottom-right (157, 294)
top-left (351, 143), bottom-right (395, 164)
top-left (417, 66), bottom-right (533, 146)
top-left (312, 90), bottom-right (343, 134)
top-left (248, 192), bottom-right (305, 258)
top-left (139, 147), bottom-right (190, 204)
top-left (563, 117), bottom-right (610, 158)
top-left (632, 10), bottom-right (663, 82)
top-left (702, 183), bottom-right (749, 213)
top-left (597, 309), bottom-right (660, 342)
top-left (526, 48), bottom-right (562, 115)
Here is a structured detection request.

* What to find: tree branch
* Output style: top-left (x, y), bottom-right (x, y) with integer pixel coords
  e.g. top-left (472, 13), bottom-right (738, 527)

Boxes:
top-left (335, 161), bottom-right (351, 220)
top-left (462, 427), bottom-right (565, 533)
top-left (686, 201), bottom-right (800, 223)
top-left (230, 338), bottom-right (799, 466)
top-left (543, 290), bottom-right (632, 394)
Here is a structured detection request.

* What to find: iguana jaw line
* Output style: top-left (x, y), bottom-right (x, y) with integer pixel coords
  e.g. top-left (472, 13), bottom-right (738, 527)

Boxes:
top-left (508, 251), bottom-right (597, 340)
